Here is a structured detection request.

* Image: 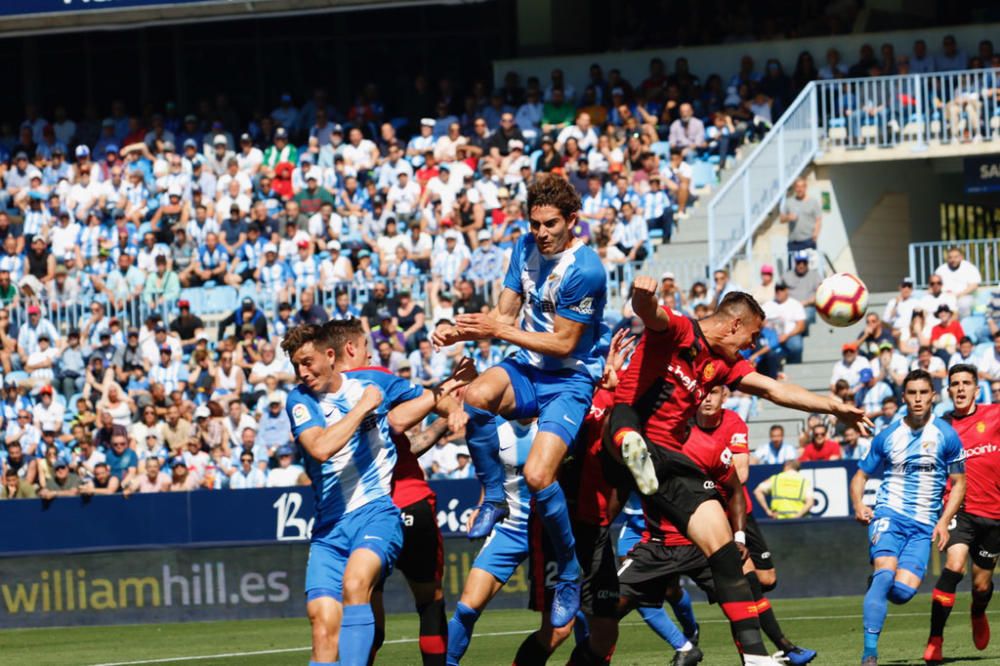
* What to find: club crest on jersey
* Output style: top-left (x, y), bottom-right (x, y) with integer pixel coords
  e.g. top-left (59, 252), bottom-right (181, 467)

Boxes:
top-left (292, 403), bottom-right (309, 426)
top-left (977, 421), bottom-right (986, 433)
top-left (922, 439), bottom-right (939, 455)
top-left (703, 362), bottom-right (716, 381)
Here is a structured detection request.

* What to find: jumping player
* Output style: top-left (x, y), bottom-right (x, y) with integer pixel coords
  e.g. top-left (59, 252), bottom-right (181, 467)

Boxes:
top-left (609, 276), bottom-right (869, 664)
top-left (923, 363), bottom-right (1000, 665)
top-left (849, 369), bottom-right (966, 666)
top-left (446, 417), bottom-right (542, 665)
top-left (322, 318), bottom-right (470, 666)
top-left (282, 323), bottom-right (470, 666)
top-left (433, 174), bottom-right (608, 626)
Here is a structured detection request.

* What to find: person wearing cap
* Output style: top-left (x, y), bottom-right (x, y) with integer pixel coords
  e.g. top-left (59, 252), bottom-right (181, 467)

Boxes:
top-left (779, 177), bottom-right (822, 253)
top-left (854, 366), bottom-right (894, 423)
top-left (294, 163), bottom-right (335, 215)
top-left (38, 455), bottom-right (83, 499)
top-left (265, 444), bottom-right (307, 488)
top-left (407, 117), bottom-right (437, 157)
top-left (218, 295), bottom-right (268, 340)
top-left (783, 252), bottom-right (821, 323)
top-left (655, 271), bottom-right (682, 311)
top-left (751, 264), bottom-right (777, 306)
top-left (469, 229), bottom-right (505, 292)
top-left (168, 455), bottom-right (199, 492)
top-left (16, 303), bottom-right (59, 361)
top-left (883, 277), bottom-right (920, 335)
top-left (919, 274), bottom-right (958, 329)
top-left (930, 303), bottom-right (965, 360)
top-left (831, 341), bottom-right (870, 395)
top-left (235, 132), bottom-right (264, 176)
top-left (204, 132), bottom-right (235, 177)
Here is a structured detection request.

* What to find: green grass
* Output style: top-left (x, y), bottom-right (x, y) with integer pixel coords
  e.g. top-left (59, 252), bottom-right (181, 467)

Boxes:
top-left (1, 594), bottom-right (997, 665)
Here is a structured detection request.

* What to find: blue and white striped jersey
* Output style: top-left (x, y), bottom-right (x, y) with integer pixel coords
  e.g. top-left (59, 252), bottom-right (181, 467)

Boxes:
top-left (149, 363), bottom-right (189, 394)
top-left (258, 261), bottom-right (290, 290)
top-left (22, 208), bottom-right (49, 236)
top-left (289, 255), bottom-right (319, 290)
top-left (287, 369), bottom-right (423, 529)
top-left (641, 190), bottom-right (670, 219)
top-left (496, 418), bottom-right (537, 530)
top-left (77, 225), bottom-right (104, 260)
top-left (501, 235), bottom-right (607, 381)
top-left (860, 416), bottom-right (965, 526)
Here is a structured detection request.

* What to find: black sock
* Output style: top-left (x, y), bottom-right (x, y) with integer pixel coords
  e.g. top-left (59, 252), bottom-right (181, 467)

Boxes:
top-left (567, 643), bottom-right (601, 666)
top-left (417, 599), bottom-right (447, 666)
top-left (708, 542), bottom-right (767, 657)
top-left (747, 571), bottom-right (794, 653)
top-left (929, 568), bottom-right (963, 638)
top-left (972, 581), bottom-right (994, 617)
top-left (513, 631), bottom-right (551, 666)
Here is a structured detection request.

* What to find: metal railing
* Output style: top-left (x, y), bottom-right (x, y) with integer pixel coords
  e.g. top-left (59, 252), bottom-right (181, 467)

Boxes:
top-left (908, 238), bottom-right (1000, 288)
top-left (707, 81), bottom-right (820, 272)
top-left (816, 67), bottom-right (1000, 150)
top-left (708, 67), bottom-right (1000, 273)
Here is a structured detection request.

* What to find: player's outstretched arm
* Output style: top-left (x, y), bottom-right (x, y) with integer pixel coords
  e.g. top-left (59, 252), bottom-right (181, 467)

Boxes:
top-left (406, 418), bottom-right (453, 458)
top-left (298, 386), bottom-right (382, 462)
top-left (631, 275), bottom-right (670, 332)
top-left (849, 469), bottom-right (873, 524)
top-left (739, 371), bottom-right (874, 435)
top-left (387, 357), bottom-right (477, 433)
top-left (722, 473), bottom-right (749, 559)
top-left (933, 472), bottom-right (966, 551)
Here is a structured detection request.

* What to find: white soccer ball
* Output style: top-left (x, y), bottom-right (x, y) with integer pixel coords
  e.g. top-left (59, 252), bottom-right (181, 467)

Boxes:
top-left (815, 272), bottom-right (869, 327)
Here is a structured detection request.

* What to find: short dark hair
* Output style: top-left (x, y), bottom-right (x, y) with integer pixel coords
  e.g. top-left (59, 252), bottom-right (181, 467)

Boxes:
top-left (769, 424), bottom-right (784, 434)
top-left (948, 363), bottom-right (978, 383)
top-left (527, 174), bottom-right (581, 221)
top-left (882, 395), bottom-right (897, 406)
top-left (716, 291), bottom-right (765, 322)
top-left (902, 368), bottom-right (934, 392)
top-left (324, 319), bottom-right (365, 356)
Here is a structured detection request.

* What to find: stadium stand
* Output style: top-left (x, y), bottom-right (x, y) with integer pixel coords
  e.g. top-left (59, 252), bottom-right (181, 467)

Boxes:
top-left (1, 34), bottom-right (998, 497)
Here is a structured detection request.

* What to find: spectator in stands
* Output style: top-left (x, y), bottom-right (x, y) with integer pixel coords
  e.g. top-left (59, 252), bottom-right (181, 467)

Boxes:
top-left (38, 459), bottom-right (81, 499)
top-left (883, 277), bottom-right (919, 335)
top-left (709, 268), bottom-right (743, 309)
top-left (1, 467), bottom-right (36, 499)
top-left (780, 178), bottom-right (822, 254)
top-left (752, 424), bottom-right (799, 465)
top-left (168, 456), bottom-right (198, 491)
top-left (840, 425), bottom-right (871, 460)
top-left (799, 423), bottom-right (841, 461)
top-left (267, 445), bottom-right (306, 487)
top-left (124, 457), bottom-right (171, 495)
top-left (930, 304), bottom-right (965, 361)
top-left (934, 246), bottom-right (981, 317)
top-left (899, 310), bottom-right (930, 357)
top-left (752, 264), bottom-right (776, 306)
top-left (909, 39), bottom-right (935, 74)
top-left (948, 335), bottom-right (978, 369)
top-left (667, 103), bottom-right (706, 156)
top-left (830, 342), bottom-right (868, 395)
top-left (856, 311), bottom-right (894, 360)
top-left (872, 341), bottom-right (909, 390)
top-left (936, 34), bottom-right (968, 72)
top-left (218, 297), bottom-right (267, 339)
top-left (763, 281), bottom-right (806, 364)
top-left (230, 450), bottom-right (267, 489)
top-left (912, 345), bottom-right (948, 392)
top-left (81, 462), bottom-right (120, 495)
top-left (920, 275), bottom-right (958, 327)
top-left (855, 367), bottom-right (894, 422)
top-left (783, 252), bottom-right (820, 323)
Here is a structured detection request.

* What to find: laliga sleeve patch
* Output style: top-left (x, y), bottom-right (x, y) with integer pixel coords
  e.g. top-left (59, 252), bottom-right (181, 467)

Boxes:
top-left (292, 403), bottom-right (310, 426)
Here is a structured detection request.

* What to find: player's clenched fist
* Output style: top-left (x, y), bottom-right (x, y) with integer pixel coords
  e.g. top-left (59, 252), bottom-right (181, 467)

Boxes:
top-left (360, 385), bottom-right (383, 412)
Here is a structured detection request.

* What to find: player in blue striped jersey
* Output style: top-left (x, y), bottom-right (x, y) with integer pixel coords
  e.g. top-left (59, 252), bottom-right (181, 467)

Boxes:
top-left (850, 369), bottom-right (966, 666)
top-left (447, 418), bottom-right (537, 664)
top-left (433, 175), bottom-right (608, 627)
top-left (282, 322), bottom-right (471, 666)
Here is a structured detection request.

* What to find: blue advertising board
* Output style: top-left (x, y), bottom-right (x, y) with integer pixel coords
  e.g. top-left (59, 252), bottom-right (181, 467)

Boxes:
top-left (0, 462), bottom-right (871, 557)
top-left (0, 0), bottom-right (239, 18)
top-left (964, 155), bottom-right (1000, 194)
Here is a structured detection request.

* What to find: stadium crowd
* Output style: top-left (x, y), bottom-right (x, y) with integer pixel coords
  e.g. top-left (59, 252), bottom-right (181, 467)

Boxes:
top-left (0, 34), bottom-right (996, 500)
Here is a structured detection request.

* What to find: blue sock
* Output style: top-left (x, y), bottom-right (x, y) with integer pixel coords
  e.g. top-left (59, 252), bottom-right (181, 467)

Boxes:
top-left (340, 604), bottom-right (375, 666)
top-left (573, 610), bottom-right (590, 645)
top-left (668, 589), bottom-right (698, 638)
top-left (862, 569), bottom-right (894, 659)
top-left (639, 606), bottom-right (688, 649)
top-left (887, 580), bottom-right (917, 605)
top-left (446, 601), bottom-right (480, 665)
top-left (463, 405), bottom-right (505, 504)
top-left (534, 481), bottom-right (580, 582)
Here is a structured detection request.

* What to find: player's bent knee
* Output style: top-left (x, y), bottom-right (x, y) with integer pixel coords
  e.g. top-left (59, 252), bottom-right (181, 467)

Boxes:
top-left (757, 569), bottom-right (777, 590)
top-left (887, 581), bottom-right (918, 605)
top-left (523, 465), bottom-right (556, 492)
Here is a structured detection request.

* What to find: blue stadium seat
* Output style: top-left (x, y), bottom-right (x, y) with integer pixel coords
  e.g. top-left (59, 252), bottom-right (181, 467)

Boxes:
top-left (180, 287), bottom-right (204, 315)
top-left (210, 286), bottom-right (240, 315)
top-left (962, 315), bottom-right (989, 343)
top-left (651, 141), bottom-right (670, 159)
top-left (530, 149), bottom-right (542, 172)
top-left (691, 160), bottom-right (716, 190)
top-left (6, 370), bottom-right (28, 386)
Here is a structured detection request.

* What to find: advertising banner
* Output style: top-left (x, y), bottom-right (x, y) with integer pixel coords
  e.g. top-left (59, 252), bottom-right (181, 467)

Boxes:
top-left (964, 155), bottom-right (1000, 194)
top-left (0, 464), bottom-right (871, 556)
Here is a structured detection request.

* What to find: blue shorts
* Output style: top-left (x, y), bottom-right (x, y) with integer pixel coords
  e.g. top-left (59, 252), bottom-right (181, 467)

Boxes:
top-left (617, 520), bottom-right (644, 558)
top-left (305, 498), bottom-right (404, 602)
top-left (498, 358), bottom-right (595, 447)
top-left (868, 507), bottom-right (933, 580)
top-left (473, 522), bottom-right (529, 584)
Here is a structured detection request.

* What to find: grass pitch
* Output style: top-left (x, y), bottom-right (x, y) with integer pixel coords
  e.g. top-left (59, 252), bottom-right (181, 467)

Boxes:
top-left (1, 593), bottom-right (998, 665)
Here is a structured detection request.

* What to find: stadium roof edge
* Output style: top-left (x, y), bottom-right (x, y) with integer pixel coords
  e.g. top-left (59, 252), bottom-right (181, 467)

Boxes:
top-left (0, 0), bottom-right (484, 39)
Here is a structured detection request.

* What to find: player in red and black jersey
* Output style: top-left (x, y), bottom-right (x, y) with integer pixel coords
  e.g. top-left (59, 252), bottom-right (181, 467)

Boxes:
top-left (325, 318), bottom-right (471, 666)
top-left (609, 277), bottom-right (869, 665)
top-left (924, 363), bottom-right (1000, 665)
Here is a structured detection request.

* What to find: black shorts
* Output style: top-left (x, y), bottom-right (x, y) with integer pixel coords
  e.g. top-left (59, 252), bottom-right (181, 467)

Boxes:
top-left (395, 496), bottom-right (444, 584)
top-left (527, 517), bottom-right (620, 618)
top-left (647, 446), bottom-right (724, 537)
top-left (617, 541), bottom-right (715, 608)
top-left (745, 514), bottom-right (774, 571)
top-left (948, 511), bottom-right (1000, 570)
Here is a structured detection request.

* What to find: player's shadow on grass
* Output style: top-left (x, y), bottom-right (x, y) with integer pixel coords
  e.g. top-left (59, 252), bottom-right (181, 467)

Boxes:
top-left (882, 657), bottom-right (995, 665)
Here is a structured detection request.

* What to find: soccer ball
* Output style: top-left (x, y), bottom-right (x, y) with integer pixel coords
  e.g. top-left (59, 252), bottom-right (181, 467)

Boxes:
top-left (815, 272), bottom-right (869, 327)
